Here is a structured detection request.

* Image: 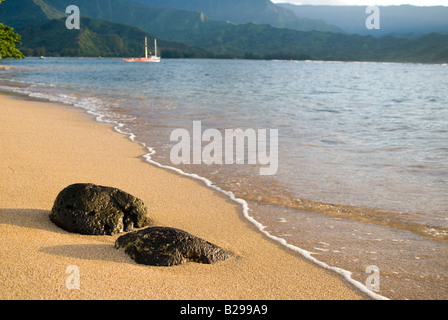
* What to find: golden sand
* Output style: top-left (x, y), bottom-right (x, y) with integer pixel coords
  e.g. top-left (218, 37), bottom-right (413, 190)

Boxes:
top-left (0, 93), bottom-right (366, 300)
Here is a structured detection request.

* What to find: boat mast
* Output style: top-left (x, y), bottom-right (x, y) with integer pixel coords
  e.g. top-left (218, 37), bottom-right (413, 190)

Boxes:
top-left (145, 37), bottom-right (148, 59)
top-left (154, 39), bottom-right (158, 57)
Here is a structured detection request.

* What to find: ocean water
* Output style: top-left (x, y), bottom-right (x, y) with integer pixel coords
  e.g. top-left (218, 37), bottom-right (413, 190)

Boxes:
top-left (1, 58), bottom-right (447, 300)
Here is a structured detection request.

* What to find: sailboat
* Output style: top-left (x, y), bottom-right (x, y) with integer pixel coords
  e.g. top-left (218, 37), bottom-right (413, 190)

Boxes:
top-left (123, 37), bottom-right (161, 63)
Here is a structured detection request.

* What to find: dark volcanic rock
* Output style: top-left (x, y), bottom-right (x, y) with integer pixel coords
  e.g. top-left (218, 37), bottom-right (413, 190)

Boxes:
top-left (50, 183), bottom-right (152, 235)
top-left (115, 227), bottom-right (230, 266)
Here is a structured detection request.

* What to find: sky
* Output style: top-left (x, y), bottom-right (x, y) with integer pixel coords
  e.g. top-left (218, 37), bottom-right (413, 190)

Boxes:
top-left (271, 0), bottom-right (448, 6)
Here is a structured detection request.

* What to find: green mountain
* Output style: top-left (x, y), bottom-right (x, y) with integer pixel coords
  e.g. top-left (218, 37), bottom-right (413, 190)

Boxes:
top-left (131, 0), bottom-right (343, 33)
top-left (0, 0), bottom-right (65, 28)
top-left (43, 0), bottom-right (224, 45)
top-left (1, 0), bottom-right (447, 62)
top-left (17, 17), bottom-right (211, 58)
top-left (191, 22), bottom-right (448, 63)
top-left (0, 0), bottom-right (211, 58)
top-left (41, 0), bottom-right (448, 62)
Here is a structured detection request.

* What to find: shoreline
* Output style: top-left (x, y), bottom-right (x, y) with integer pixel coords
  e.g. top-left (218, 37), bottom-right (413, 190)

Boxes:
top-left (5, 57), bottom-right (448, 66)
top-left (0, 92), bottom-right (373, 300)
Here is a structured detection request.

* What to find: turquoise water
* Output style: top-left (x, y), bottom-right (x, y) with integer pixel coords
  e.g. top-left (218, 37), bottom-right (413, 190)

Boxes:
top-left (1, 58), bottom-right (447, 299)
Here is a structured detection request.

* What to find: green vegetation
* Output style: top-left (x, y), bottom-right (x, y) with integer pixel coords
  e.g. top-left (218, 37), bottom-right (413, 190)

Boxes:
top-left (0, 23), bottom-right (25, 59)
top-left (33, 0), bottom-right (66, 20)
top-left (17, 17), bottom-right (212, 58)
top-left (195, 23), bottom-right (448, 63)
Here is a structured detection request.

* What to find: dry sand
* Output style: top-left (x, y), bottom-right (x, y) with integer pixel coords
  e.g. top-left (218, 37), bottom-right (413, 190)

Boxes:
top-left (0, 93), bottom-right (367, 300)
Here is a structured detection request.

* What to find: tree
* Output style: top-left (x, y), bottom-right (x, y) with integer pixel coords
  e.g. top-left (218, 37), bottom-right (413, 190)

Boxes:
top-left (0, 0), bottom-right (25, 59)
top-left (0, 23), bottom-right (25, 58)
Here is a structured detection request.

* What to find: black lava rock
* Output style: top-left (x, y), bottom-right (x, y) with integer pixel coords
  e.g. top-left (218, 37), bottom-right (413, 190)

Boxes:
top-left (50, 183), bottom-right (152, 235)
top-left (115, 226), bottom-right (230, 266)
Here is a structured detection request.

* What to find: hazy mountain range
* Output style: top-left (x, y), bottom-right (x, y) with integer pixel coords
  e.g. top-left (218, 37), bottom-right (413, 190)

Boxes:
top-left (131, 0), bottom-right (344, 33)
top-left (1, 0), bottom-right (447, 62)
top-left (278, 3), bottom-right (448, 37)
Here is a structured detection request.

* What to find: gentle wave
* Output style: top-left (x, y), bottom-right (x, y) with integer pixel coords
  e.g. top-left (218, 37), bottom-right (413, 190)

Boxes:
top-left (240, 191), bottom-right (448, 241)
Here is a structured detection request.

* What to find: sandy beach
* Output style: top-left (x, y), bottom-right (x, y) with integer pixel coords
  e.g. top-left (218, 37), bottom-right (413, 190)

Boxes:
top-left (0, 93), bottom-right (367, 300)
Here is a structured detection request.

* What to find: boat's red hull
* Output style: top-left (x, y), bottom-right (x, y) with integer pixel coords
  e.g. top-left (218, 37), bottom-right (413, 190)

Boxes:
top-left (123, 57), bottom-right (160, 62)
